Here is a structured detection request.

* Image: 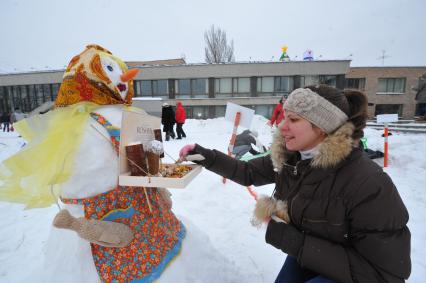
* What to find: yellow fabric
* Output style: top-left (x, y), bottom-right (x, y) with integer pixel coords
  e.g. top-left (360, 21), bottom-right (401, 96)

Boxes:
top-left (0, 44), bottom-right (139, 209)
top-left (55, 44), bottom-right (134, 107)
top-left (0, 102), bottom-right (99, 209)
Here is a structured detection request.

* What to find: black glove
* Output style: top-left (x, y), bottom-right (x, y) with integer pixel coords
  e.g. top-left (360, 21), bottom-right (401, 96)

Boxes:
top-left (265, 219), bottom-right (304, 257)
top-left (187, 144), bottom-right (216, 168)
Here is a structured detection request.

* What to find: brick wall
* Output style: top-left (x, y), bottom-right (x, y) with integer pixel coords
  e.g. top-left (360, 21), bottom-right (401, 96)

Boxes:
top-left (347, 67), bottom-right (426, 118)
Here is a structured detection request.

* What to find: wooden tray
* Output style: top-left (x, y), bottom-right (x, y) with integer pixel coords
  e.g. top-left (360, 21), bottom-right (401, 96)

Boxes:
top-left (119, 164), bottom-right (202, 188)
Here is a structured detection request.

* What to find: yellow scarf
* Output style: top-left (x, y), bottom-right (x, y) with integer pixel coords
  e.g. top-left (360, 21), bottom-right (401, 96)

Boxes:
top-left (55, 44), bottom-right (134, 107)
top-left (0, 102), bottom-right (99, 209)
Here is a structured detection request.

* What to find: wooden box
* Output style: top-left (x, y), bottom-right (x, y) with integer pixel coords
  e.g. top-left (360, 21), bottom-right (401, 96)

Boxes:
top-left (118, 108), bottom-right (202, 188)
top-left (119, 163), bottom-right (202, 188)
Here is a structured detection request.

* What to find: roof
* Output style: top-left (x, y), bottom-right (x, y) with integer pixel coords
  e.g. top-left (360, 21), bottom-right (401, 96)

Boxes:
top-left (350, 66), bottom-right (426, 69)
top-left (126, 58), bottom-right (186, 67)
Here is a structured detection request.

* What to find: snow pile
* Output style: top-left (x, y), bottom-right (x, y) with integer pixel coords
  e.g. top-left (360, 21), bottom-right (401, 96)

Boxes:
top-left (1, 117), bottom-right (425, 282)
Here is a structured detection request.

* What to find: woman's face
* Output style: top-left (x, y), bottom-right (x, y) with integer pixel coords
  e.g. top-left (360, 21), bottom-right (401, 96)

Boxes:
top-left (280, 111), bottom-right (326, 151)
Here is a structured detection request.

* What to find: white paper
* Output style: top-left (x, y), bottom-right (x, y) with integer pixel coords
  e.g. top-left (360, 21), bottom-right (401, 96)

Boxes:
top-left (119, 108), bottom-right (161, 175)
top-left (224, 102), bottom-right (255, 128)
top-left (376, 114), bottom-right (398, 123)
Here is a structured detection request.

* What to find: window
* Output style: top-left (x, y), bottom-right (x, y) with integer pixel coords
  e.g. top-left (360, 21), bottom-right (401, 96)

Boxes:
top-left (274, 76), bottom-right (294, 94)
top-left (215, 77), bottom-right (250, 97)
top-left (191, 79), bottom-right (208, 98)
top-left (153, 80), bottom-right (168, 97)
top-left (141, 81), bottom-right (152, 96)
top-left (176, 79), bottom-right (190, 98)
top-left (254, 105), bottom-right (273, 119)
top-left (257, 77), bottom-right (274, 96)
top-left (319, 75), bottom-right (337, 87)
top-left (301, 75), bottom-right (319, 87)
top-left (378, 78), bottom-right (406, 94)
top-left (41, 84), bottom-right (51, 101)
top-left (191, 106), bottom-right (209, 119)
top-left (11, 86), bottom-right (21, 111)
top-left (233, 77), bottom-right (250, 94)
top-left (375, 104), bottom-right (403, 116)
top-left (176, 79), bottom-right (208, 98)
top-left (415, 103), bottom-right (426, 116)
top-left (19, 86), bottom-right (30, 112)
top-left (27, 85), bottom-right (37, 109)
top-left (0, 87), bottom-right (6, 112)
top-left (215, 78), bottom-right (232, 96)
top-left (214, 105), bottom-right (226, 117)
top-left (345, 78), bottom-right (365, 90)
top-left (139, 80), bottom-right (168, 97)
top-left (133, 80), bottom-right (141, 97)
top-left (51, 84), bottom-right (60, 101)
top-left (35, 85), bottom-right (44, 106)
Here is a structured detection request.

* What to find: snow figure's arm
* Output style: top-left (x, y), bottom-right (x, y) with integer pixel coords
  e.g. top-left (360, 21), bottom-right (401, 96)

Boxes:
top-left (53, 209), bottom-right (133, 248)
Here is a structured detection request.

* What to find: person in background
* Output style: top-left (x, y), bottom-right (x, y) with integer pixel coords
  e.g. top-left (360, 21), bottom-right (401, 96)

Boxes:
top-left (175, 101), bottom-right (187, 139)
top-left (232, 129), bottom-right (266, 159)
top-left (267, 96), bottom-right (285, 127)
top-left (179, 85), bottom-right (411, 283)
top-left (10, 108), bottom-right (26, 123)
top-left (0, 112), bottom-right (3, 131)
top-left (1, 112), bottom-right (10, 132)
top-left (161, 103), bottom-right (176, 141)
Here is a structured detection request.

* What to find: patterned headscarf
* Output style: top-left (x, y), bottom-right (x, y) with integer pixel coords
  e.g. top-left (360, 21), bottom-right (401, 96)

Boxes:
top-left (55, 44), bottom-right (135, 107)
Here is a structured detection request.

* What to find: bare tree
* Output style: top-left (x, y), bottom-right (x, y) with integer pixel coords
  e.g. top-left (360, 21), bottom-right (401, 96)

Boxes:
top-left (204, 25), bottom-right (235, 63)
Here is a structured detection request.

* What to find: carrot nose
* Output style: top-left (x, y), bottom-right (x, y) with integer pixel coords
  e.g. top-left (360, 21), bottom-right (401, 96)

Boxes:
top-left (120, 69), bottom-right (139, 82)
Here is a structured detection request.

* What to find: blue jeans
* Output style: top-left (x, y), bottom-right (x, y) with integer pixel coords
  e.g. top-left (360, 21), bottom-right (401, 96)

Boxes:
top-left (275, 256), bottom-right (337, 283)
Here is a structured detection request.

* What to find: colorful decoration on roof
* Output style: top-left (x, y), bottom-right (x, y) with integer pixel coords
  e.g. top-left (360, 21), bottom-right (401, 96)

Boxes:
top-left (303, 49), bottom-right (314, 61)
top-left (279, 45), bottom-right (290, 62)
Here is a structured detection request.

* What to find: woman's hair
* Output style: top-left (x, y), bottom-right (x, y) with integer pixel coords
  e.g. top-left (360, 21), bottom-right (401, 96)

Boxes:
top-left (305, 85), bottom-right (368, 140)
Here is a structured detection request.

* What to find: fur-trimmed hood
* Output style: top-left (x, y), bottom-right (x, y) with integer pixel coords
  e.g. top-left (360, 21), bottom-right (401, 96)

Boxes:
top-left (270, 122), bottom-right (356, 171)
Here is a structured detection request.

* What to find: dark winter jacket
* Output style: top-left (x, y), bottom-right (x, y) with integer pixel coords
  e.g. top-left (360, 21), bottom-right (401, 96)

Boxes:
top-left (175, 102), bottom-right (186, 124)
top-left (1, 113), bottom-right (10, 123)
top-left (161, 105), bottom-right (175, 132)
top-left (234, 130), bottom-right (256, 147)
top-left (193, 122), bottom-right (411, 283)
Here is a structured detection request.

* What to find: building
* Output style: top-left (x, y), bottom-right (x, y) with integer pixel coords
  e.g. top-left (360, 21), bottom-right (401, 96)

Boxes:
top-left (0, 60), bottom-right (349, 119)
top-left (345, 67), bottom-right (426, 118)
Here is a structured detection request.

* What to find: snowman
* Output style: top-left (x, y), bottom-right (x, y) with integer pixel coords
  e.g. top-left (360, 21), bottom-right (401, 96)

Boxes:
top-left (0, 45), bottom-right (244, 283)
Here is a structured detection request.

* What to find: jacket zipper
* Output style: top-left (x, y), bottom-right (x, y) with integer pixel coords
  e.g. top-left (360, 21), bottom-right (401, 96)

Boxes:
top-left (287, 160), bottom-right (304, 224)
top-left (290, 192), bottom-right (299, 224)
top-left (284, 160), bottom-right (300, 176)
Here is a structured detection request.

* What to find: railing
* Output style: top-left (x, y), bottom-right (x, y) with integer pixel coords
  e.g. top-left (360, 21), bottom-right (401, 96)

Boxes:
top-left (367, 120), bottom-right (426, 133)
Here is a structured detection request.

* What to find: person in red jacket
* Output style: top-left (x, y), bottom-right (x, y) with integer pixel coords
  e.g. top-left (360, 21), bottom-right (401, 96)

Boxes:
top-left (175, 101), bottom-right (187, 139)
top-left (267, 96), bottom-right (285, 126)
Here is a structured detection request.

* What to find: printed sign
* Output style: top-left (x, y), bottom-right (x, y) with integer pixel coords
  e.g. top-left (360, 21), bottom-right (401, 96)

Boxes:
top-left (119, 108), bottom-right (161, 175)
top-left (377, 114), bottom-right (398, 123)
top-left (224, 102), bottom-right (255, 128)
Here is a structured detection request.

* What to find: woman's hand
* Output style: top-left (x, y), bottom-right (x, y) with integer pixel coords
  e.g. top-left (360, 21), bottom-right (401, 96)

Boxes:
top-left (265, 219), bottom-right (304, 257)
top-left (179, 144), bottom-right (206, 162)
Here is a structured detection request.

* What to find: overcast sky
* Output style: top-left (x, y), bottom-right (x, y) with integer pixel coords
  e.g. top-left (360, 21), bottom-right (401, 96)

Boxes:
top-left (0, 0), bottom-right (425, 73)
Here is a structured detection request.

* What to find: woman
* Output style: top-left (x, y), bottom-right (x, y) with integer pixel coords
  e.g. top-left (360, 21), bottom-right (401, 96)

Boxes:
top-left (161, 103), bottom-right (176, 141)
top-left (175, 101), bottom-right (187, 139)
top-left (179, 85), bottom-right (411, 283)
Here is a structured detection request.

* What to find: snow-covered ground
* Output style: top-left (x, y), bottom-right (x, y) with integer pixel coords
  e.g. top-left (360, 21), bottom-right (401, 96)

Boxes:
top-left (0, 115), bottom-right (425, 282)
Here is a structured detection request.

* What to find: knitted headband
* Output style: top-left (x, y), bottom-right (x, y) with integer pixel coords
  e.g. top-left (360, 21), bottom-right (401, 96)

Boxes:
top-left (283, 88), bottom-right (348, 133)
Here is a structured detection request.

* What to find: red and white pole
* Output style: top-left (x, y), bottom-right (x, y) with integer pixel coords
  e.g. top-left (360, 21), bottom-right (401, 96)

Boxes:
top-left (222, 111), bottom-right (258, 201)
top-left (384, 123), bottom-right (389, 167)
top-left (223, 112), bottom-right (241, 184)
